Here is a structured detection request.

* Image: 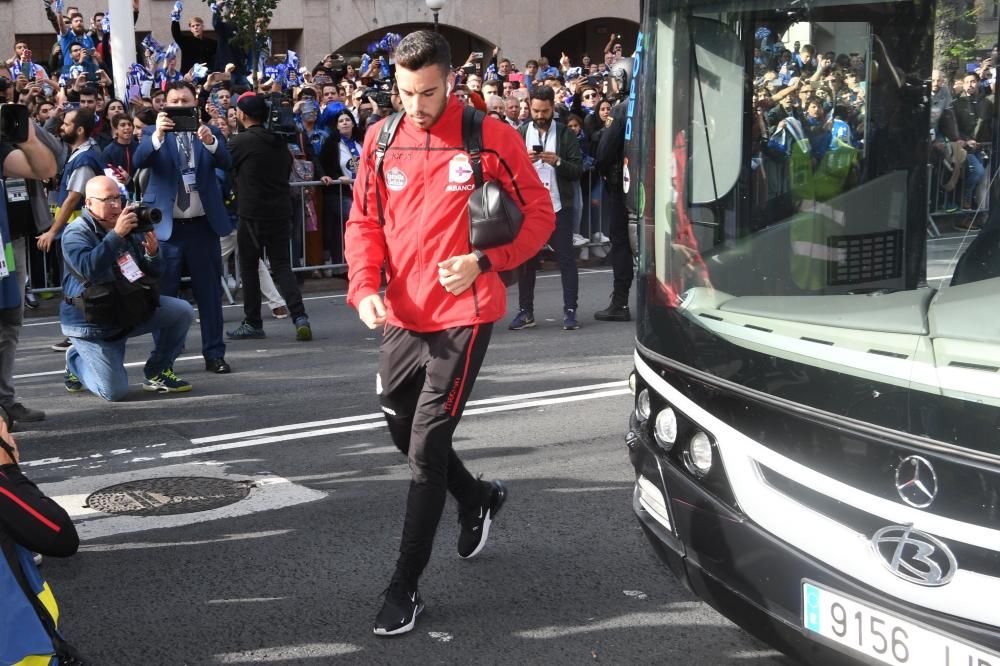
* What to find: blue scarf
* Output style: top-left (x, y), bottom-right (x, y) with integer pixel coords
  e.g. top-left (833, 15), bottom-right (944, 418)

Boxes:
top-left (341, 136), bottom-right (360, 177)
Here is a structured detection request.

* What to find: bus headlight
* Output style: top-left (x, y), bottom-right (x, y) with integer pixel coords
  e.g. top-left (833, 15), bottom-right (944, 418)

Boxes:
top-left (685, 431), bottom-right (713, 476)
top-left (653, 407), bottom-right (678, 451)
top-left (636, 388), bottom-right (651, 422)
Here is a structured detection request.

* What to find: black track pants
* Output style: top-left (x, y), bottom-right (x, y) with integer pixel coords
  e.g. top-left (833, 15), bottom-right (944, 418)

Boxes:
top-left (377, 323), bottom-right (494, 585)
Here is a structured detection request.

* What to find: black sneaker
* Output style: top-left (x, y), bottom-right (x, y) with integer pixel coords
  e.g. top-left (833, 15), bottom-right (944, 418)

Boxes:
top-left (227, 321), bottom-right (266, 340)
top-left (458, 480), bottom-right (507, 559)
top-left (6, 403), bottom-right (45, 422)
top-left (51, 338), bottom-right (72, 352)
top-left (373, 579), bottom-right (424, 637)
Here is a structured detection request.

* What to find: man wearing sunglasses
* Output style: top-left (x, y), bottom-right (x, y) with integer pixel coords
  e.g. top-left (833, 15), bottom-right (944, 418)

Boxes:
top-left (59, 176), bottom-right (196, 401)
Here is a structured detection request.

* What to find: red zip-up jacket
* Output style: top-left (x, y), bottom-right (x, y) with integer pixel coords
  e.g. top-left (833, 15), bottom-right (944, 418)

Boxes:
top-left (345, 97), bottom-right (555, 332)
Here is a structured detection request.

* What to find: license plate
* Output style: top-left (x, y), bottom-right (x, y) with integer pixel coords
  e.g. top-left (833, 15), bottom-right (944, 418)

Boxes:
top-left (802, 581), bottom-right (1000, 666)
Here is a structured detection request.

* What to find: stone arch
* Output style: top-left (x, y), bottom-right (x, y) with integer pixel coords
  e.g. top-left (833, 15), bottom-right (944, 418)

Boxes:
top-left (333, 24), bottom-right (494, 67)
top-left (540, 17), bottom-right (640, 69)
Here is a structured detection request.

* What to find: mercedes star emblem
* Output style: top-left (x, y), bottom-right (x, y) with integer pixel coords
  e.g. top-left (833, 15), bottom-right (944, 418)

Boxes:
top-left (894, 455), bottom-right (938, 508)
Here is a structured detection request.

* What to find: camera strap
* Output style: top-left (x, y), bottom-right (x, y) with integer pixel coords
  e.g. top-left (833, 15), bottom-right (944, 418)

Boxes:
top-left (373, 111), bottom-right (404, 227)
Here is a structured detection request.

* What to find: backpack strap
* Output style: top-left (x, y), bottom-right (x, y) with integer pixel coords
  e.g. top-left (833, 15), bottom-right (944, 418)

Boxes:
top-left (462, 106), bottom-right (486, 189)
top-left (373, 111), bottom-right (405, 227)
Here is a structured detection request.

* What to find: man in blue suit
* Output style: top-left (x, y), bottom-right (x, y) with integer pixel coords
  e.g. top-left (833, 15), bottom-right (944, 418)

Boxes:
top-left (134, 80), bottom-right (235, 374)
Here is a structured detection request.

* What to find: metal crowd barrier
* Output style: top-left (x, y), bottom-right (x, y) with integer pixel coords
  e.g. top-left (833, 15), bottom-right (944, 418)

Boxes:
top-left (25, 180), bottom-right (354, 296)
top-left (25, 172), bottom-right (615, 297)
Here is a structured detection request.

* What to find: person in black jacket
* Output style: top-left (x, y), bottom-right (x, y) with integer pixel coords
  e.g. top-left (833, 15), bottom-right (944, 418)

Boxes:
top-left (171, 13), bottom-right (217, 75)
top-left (226, 93), bottom-right (312, 342)
top-left (509, 85), bottom-right (584, 331)
top-left (318, 109), bottom-right (363, 274)
top-left (0, 413), bottom-right (80, 664)
top-left (592, 102), bottom-right (633, 321)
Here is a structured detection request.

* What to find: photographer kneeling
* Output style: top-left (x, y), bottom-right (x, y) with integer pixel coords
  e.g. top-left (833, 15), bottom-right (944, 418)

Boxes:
top-left (60, 176), bottom-right (196, 401)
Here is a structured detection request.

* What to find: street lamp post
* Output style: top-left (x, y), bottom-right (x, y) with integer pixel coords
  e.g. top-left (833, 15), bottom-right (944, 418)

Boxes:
top-left (425, 0), bottom-right (446, 31)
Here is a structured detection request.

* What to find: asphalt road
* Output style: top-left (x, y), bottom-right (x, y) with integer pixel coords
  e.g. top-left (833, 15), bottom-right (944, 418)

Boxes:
top-left (11, 269), bottom-right (794, 665)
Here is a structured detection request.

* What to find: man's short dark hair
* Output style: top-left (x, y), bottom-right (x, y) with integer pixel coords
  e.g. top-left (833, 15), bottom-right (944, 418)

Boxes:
top-left (69, 12), bottom-right (83, 19)
top-left (79, 85), bottom-right (98, 99)
top-left (395, 30), bottom-right (451, 74)
top-left (298, 87), bottom-right (317, 100)
top-left (111, 113), bottom-right (132, 128)
top-left (166, 80), bottom-right (198, 98)
top-left (529, 85), bottom-right (555, 104)
top-left (526, 59), bottom-right (538, 68)
top-left (150, 88), bottom-right (165, 99)
top-left (70, 107), bottom-right (96, 135)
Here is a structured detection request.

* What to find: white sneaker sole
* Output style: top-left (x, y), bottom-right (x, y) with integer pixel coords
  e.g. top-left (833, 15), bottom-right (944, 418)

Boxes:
top-left (373, 602), bottom-right (424, 636)
top-left (460, 509), bottom-right (493, 560)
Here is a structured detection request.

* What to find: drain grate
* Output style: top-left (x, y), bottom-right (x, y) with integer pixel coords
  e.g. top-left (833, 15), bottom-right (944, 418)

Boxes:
top-left (86, 477), bottom-right (254, 516)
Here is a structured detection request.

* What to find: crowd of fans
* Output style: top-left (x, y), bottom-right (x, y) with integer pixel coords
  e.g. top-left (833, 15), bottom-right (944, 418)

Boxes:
top-left (0, 8), bottom-right (633, 306)
top-left (750, 31), bottom-right (996, 229)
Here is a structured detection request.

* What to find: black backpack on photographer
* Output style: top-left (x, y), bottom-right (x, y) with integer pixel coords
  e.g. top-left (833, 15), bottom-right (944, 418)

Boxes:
top-left (63, 216), bottom-right (160, 334)
top-left (373, 107), bottom-right (525, 286)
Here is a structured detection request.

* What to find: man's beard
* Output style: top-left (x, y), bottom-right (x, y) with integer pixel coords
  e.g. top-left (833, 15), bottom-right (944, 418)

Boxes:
top-left (533, 117), bottom-right (552, 131)
top-left (61, 131), bottom-right (78, 144)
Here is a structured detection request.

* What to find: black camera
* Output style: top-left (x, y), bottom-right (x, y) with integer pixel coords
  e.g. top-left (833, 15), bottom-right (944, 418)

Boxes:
top-left (132, 204), bottom-right (162, 234)
top-left (264, 93), bottom-right (297, 135)
top-left (164, 106), bottom-right (200, 132)
top-left (0, 103), bottom-right (29, 143)
top-left (365, 80), bottom-right (394, 109)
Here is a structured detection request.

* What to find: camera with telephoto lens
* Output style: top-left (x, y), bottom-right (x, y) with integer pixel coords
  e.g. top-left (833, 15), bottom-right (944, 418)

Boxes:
top-left (0, 103), bottom-right (30, 144)
top-left (132, 204), bottom-right (162, 234)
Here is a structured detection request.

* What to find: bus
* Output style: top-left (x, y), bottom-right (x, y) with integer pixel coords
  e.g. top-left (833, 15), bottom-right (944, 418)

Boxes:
top-left (623, 1), bottom-right (1000, 664)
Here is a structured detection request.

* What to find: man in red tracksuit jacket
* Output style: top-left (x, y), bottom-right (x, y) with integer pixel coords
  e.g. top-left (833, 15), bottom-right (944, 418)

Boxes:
top-left (344, 30), bottom-right (554, 637)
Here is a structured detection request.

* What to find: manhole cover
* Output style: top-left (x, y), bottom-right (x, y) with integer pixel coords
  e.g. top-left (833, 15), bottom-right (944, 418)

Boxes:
top-left (86, 477), bottom-right (254, 516)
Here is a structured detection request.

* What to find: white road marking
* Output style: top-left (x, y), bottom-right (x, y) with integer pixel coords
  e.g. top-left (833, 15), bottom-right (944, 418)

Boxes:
top-left (43, 463), bottom-right (325, 541)
top-left (213, 643), bottom-right (362, 662)
top-left (623, 590), bottom-right (649, 600)
top-left (161, 388), bottom-right (629, 459)
top-left (515, 608), bottom-right (732, 639)
top-left (428, 632), bottom-right (454, 642)
top-left (80, 530), bottom-right (292, 552)
top-left (21, 382), bottom-right (630, 470)
top-left (205, 596), bottom-right (289, 604)
top-left (191, 381), bottom-right (627, 445)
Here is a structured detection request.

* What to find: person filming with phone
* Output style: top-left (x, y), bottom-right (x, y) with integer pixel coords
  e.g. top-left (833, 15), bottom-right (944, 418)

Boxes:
top-left (134, 80), bottom-right (235, 375)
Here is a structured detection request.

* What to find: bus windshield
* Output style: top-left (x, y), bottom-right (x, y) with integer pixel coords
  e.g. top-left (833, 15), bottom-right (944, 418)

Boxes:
top-left (631, 0), bottom-right (1000, 452)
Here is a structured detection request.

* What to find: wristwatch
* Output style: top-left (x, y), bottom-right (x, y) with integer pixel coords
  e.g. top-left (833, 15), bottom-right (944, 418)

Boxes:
top-left (474, 249), bottom-right (492, 272)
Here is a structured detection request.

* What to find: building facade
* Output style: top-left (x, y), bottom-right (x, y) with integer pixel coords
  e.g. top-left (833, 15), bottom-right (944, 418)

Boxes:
top-left (3, 0), bottom-right (639, 77)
